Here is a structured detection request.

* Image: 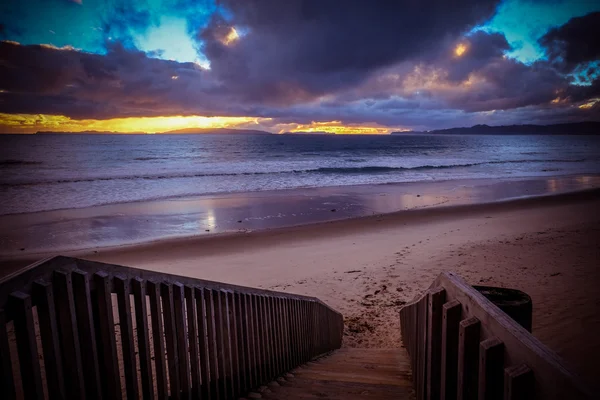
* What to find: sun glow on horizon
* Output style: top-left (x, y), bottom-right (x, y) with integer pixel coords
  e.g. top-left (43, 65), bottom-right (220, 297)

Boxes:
top-left (0, 114), bottom-right (272, 134)
top-left (283, 121), bottom-right (408, 135)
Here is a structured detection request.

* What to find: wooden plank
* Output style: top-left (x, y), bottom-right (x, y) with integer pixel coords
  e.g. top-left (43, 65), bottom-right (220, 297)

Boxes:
top-left (417, 292), bottom-right (429, 400)
top-left (441, 300), bottom-right (462, 400)
top-left (274, 297), bottom-right (284, 374)
top-left (228, 291), bottom-right (241, 398)
top-left (458, 317), bottom-right (481, 400)
top-left (245, 293), bottom-right (258, 389)
top-left (70, 271), bottom-right (102, 400)
top-left (172, 283), bottom-right (191, 398)
top-left (253, 293), bottom-right (264, 385)
top-left (114, 276), bottom-right (140, 400)
top-left (204, 289), bottom-right (221, 400)
top-left (277, 297), bottom-right (288, 372)
top-left (262, 295), bottom-right (273, 380)
top-left (479, 337), bottom-right (504, 400)
top-left (222, 291), bottom-right (235, 397)
top-left (93, 272), bottom-right (121, 400)
top-left (185, 286), bottom-right (201, 399)
top-left (131, 278), bottom-right (155, 400)
top-left (234, 292), bottom-right (247, 393)
top-left (427, 288), bottom-right (446, 400)
top-left (54, 270), bottom-right (87, 399)
top-left (504, 365), bottom-right (534, 400)
top-left (161, 282), bottom-right (181, 400)
top-left (9, 291), bottom-right (44, 400)
top-left (195, 287), bottom-right (211, 399)
top-left (0, 309), bottom-right (16, 400)
top-left (298, 300), bottom-right (306, 364)
top-left (147, 280), bottom-right (168, 400)
top-left (212, 290), bottom-right (227, 398)
top-left (32, 280), bottom-right (66, 400)
top-left (289, 298), bottom-right (298, 367)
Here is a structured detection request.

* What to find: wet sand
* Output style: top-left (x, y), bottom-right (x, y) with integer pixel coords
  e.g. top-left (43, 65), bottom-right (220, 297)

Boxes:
top-left (1, 179), bottom-right (599, 388)
top-left (1, 174), bottom-right (599, 259)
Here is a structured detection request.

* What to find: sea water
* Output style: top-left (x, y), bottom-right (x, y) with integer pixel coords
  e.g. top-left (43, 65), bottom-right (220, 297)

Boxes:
top-left (1, 133), bottom-right (600, 215)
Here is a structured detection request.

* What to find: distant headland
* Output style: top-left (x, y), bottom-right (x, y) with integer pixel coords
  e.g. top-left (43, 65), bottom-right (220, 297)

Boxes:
top-left (392, 121), bottom-right (600, 135)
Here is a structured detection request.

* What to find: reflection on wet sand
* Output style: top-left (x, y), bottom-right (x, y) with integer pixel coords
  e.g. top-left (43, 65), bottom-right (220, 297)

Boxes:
top-left (1, 174), bottom-right (599, 257)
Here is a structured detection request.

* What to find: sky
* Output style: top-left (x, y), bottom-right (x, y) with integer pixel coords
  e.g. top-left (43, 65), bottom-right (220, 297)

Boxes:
top-left (0, 0), bottom-right (599, 134)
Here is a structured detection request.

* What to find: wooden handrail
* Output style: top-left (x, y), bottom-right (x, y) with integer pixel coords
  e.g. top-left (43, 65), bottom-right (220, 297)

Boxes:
top-left (0, 256), bottom-right (344, 399)
top-left (399, 272), bottom-right (594, 400)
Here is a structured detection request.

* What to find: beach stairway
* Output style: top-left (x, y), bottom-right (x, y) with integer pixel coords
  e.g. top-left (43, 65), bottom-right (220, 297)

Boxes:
top-left (0, 256), bottom-right (595, 399)
top-left (257, 347), bottom-right (414, 399)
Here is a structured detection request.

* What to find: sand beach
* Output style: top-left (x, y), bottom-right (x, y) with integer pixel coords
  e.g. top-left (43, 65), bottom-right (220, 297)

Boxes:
top-left (2, 178), bottom-right (599, 387)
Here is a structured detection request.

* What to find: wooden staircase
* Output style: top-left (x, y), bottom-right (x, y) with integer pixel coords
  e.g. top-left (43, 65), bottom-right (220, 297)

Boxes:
top-left (255, 348), bottom-right (415, 399)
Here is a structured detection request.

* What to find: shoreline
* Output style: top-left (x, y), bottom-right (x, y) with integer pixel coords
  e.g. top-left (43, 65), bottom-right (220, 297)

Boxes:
top-left (2, 184), bottom-right (600, 271)
top-left (1, 173), bottom-right (600, 262)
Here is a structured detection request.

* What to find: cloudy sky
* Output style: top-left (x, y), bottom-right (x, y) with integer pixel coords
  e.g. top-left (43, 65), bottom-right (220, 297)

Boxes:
top-left (0, 0), bottom-right (599, 133)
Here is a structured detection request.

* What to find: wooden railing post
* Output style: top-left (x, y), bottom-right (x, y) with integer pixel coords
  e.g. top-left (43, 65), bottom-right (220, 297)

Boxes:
top-left (115, 276), bottom-right (140, 400)
top-left (441, 300), bottom-right (462, 400)
top-left (132, 278), bottom-right (155, 400)
top-left (55, 270), bottom-right (87, 399)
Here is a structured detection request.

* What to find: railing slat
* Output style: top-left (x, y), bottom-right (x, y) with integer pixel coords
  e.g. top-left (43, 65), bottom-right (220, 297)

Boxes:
top-left (253, 293), bottom-right (264, 385)
top-left (228, 291), bottom-right (241, 398)
top-left (278, 297), bottom-right (288, 371)
top-left (274, 297), bottom-right (284, 373)
top-left (161, 283), bottom-right (181, 400)
top-left (245, 293), bottom-right (258, 389)
top-left (441, 300), bottom-right (462, 400)
top-left (195, 287), bottom-right (211, 399)
top-left (71, 271), bottom-right (102, 400)
top-left (54, 270), bottom-right (87, 399)
top-left (205, 289), bottom-right (221, 400)
top-left (458, 317), bottom-right (481, 400)
top-left (504, 364), bottom-right (534, 400)
top-left (93, 272), bottom-right (122, 400)
top-left (172, 283), bottom-right (191, 398)
top-left (32, 280), bottom-right (66, 400)
top-left (0, 309), bottom-right (16, 400)
top-left (115, 276), bottom-right (140, 400)
top-left (479, 337), bottom-right (504, 400)
top-left (213, 290), bottom-right (228, 398)
top-left (9, 291), bottom-right (44, 400)
top-left (234, 292), bottom-right (247, 394)
top-left (427, 288), bottom-right (446, 400)
top-left (132, 278), bottom-right (155, 400)
top-left (224, 291), bottom-right (236, 397)
top-left (185, 286), bottom-right (201, 399)
top-left (263, 295), bottom-right (273, 380)
top-left (147, 280), bottom-right (168, 400)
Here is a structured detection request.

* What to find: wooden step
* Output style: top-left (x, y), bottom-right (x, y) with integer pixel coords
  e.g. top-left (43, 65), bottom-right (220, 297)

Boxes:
top-left (255, 348), bottom-right (415, 399)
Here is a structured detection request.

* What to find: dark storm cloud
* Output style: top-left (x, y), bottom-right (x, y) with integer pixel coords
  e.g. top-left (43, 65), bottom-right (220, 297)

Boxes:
top-left (540, 12), bottom-right (600, 73)
top-left (200, 0), bottom-right (501, 101)
top-left (0, 41), bottom-right (241, 118)
top-left (1, 5), bottom-right (599, 130)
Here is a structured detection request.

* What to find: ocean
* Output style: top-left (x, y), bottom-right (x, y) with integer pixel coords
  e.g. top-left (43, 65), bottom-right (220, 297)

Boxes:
top-left (1, 133), bottom-right (600, 215)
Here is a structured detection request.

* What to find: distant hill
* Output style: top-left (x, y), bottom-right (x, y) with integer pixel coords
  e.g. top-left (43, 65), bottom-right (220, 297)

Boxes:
top-left (36, 130), bottom-right (138, 135)
top-left (392, 121), bottom-right (600, 135)
top-left (162, 127), bottom-right (272, 135)
top-left (36, 128), bottom-right (272, 135)
top-left (282, 131), bottom-right (336, 135)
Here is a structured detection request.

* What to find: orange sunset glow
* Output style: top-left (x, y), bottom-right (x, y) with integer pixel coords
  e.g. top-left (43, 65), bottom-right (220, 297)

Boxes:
top-left (0, 113), bottom-right (272, 134)
top-left (284, 121), bottom-right (409, 135)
